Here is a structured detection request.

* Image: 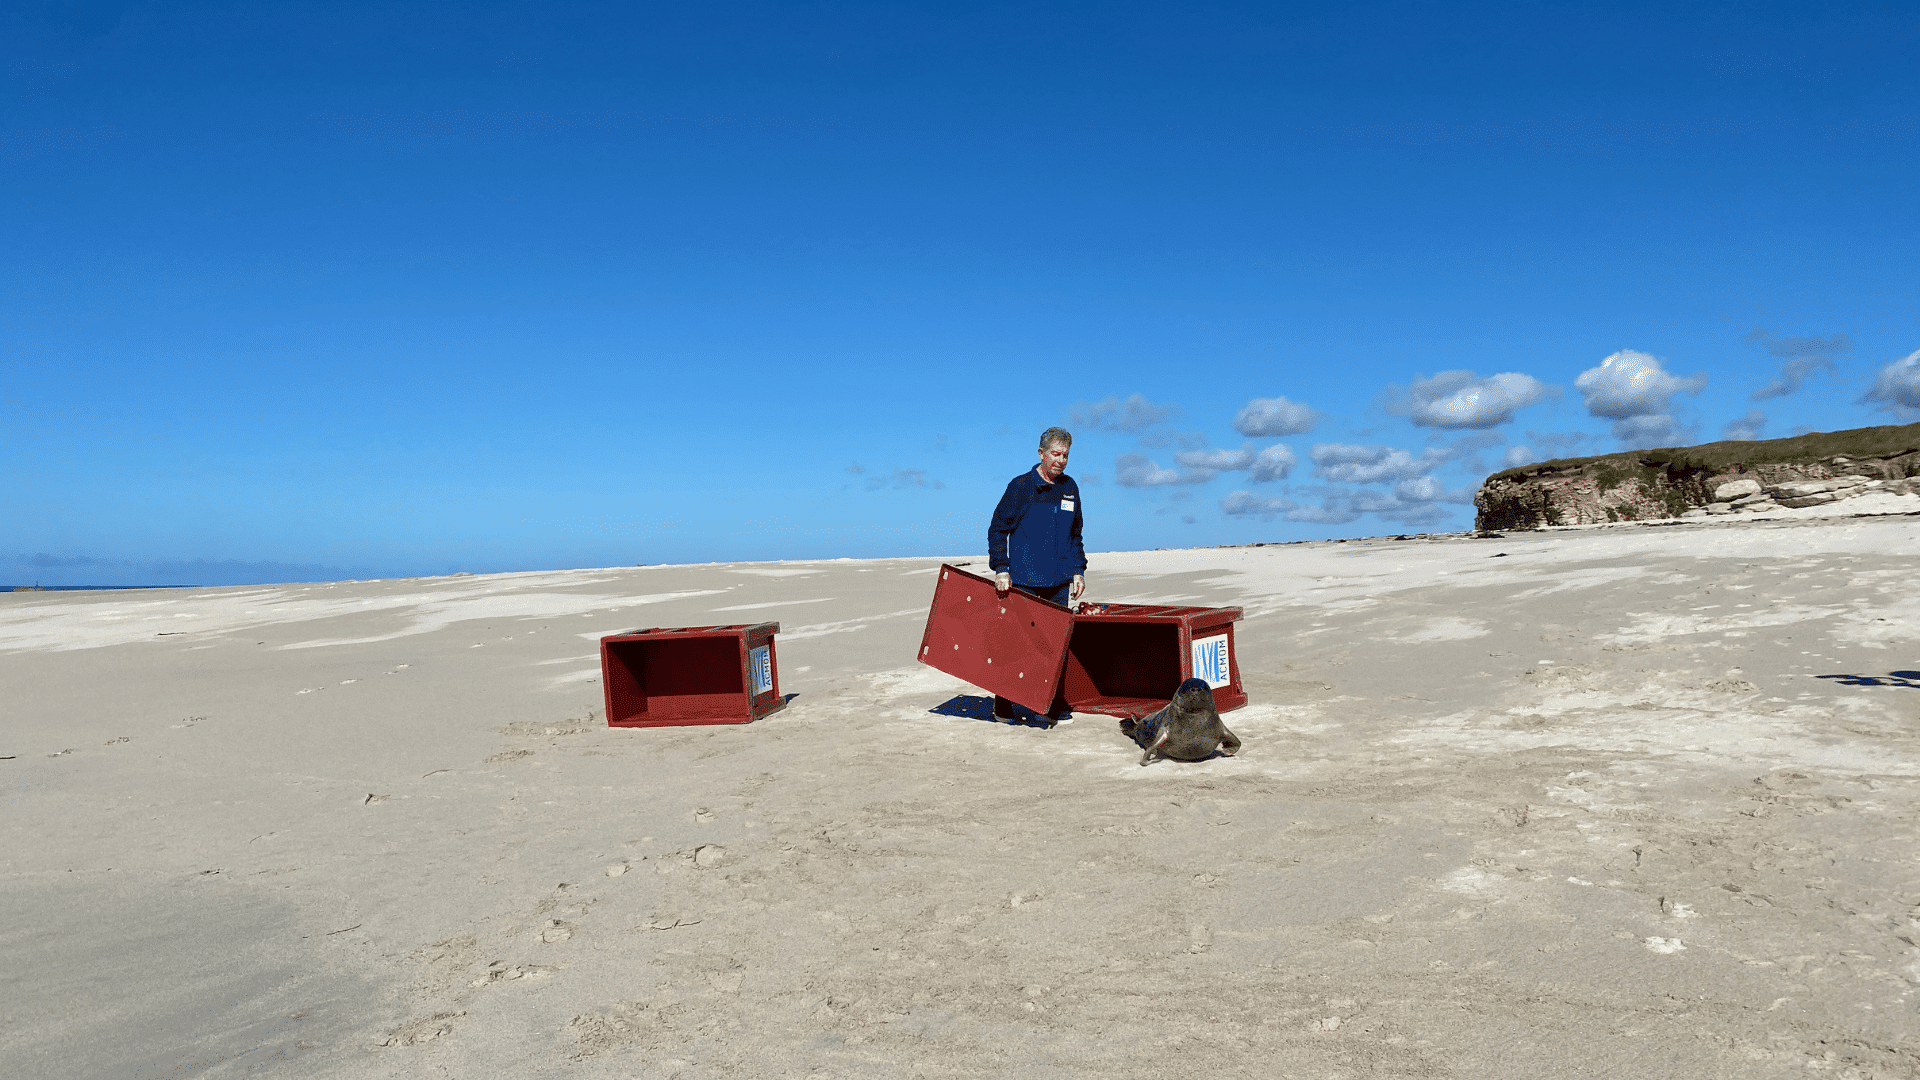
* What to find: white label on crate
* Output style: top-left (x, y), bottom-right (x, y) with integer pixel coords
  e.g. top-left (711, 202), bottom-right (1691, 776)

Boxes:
top-left (1191, 634), bottom-right (1230, 689)
top-left (749, 645), bottom-right (773, 696)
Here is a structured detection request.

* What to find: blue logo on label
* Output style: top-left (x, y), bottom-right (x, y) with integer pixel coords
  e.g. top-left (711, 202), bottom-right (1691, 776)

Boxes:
top-left (750, 646), bottom-right (773, 696)
top-left (1190, 635), bottom-right (1229, 688)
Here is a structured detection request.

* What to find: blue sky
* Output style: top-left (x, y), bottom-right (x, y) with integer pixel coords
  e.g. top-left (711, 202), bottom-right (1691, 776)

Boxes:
top-left (5, 0), bottom-right (1918, 585)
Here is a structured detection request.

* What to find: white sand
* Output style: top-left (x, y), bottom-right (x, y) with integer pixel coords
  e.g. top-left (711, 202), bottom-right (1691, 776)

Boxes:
top-left (4, 512), bottom-right (1919, 1078)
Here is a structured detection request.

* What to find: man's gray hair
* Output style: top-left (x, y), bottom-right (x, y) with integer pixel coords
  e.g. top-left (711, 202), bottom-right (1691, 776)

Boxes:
top-left (1039, 426), bottom-right (1073, 450)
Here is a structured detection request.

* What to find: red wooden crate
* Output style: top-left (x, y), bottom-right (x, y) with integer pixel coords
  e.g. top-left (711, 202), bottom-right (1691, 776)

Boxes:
top-left (915, 565), bottom-right (1245, 717)
top-left (600, 622), bottom-right (784, 727)
top-left (1063, 602), bottom-right (1246, 718)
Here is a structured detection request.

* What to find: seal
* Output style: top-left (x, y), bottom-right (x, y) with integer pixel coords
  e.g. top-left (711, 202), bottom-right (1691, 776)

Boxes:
top-left (1119, 677), bottom-right (1242, 766)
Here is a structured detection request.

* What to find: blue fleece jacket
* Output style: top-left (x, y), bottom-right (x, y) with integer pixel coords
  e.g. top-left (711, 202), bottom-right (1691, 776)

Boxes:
top-left (987, 467), bottom-right (1086, 586)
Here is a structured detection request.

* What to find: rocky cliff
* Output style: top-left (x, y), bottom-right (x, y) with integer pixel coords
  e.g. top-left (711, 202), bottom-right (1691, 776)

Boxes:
top-left (1474, 422), bottom-right (1920, 531)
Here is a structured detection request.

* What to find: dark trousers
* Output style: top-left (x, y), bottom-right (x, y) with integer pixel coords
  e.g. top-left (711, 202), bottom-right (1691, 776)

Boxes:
top-left (994, 581), bottom-right (1073, 719)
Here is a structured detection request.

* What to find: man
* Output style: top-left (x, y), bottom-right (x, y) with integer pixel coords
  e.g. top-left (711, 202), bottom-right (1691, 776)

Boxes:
top-left (986, 426), bottom-right (1086, 723)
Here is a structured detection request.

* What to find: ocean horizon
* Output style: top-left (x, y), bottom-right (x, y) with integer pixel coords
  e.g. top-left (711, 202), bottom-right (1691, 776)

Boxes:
top-left (4, 585), bottom-right (195, 592)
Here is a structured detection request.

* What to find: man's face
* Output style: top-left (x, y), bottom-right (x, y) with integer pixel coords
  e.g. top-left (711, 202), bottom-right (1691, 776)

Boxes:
top-left (1037, 441), bottom-right (1070, 482)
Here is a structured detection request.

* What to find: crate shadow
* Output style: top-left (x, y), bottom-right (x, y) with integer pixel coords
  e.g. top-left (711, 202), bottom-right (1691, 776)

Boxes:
top-left (928, 694), bottom-right (1057, 728)
top-left (1816, 670), bottom-right (1920, 689)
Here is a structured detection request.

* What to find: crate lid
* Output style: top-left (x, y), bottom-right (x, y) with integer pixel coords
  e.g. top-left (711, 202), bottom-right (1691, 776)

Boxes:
top-left (915, 565), bottom-right (1076, 714)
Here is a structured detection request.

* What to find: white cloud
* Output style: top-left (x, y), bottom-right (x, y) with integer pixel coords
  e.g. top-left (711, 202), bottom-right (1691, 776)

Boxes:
top-left (1747, 330), bottom-right (1848, 401)
top-left (1071, 393), bottom-right (1182, 432)
top-left (1575, 349), bottom-right (1707, 419)
top-left (1440, 429), bottom-right (1507, 474)
top-left (1220, 490), bottom-right (1297, 519)
top-left (1283, 502), bottom-right (1363, 524)
top-left (1521, 429), bottom-right (1591, 458)
top-left (1722, 409), bottom-right (1766, 441)
top-left (1498, 445), bottom-right (1537, 469)
top-left (1574, 349), bottom-right (1707, 447)
top-left (1308, 443), bottom-right (1446, 484)
top-left (1388, 370), bottom-right (1556, 429)
top-left (1174, 445), bottom-right (1256, 471)
top-left (1230, 468), bottom-right (1473, 529)
top-left (1247, 443), bottom-right (1297, 483)
top-left (1115, 453), bottom-right (1211, 487)
top-left (1488, 432), bottom-right (1590, 470)
top-left (1140, 430), bottom-right (1209, 449)
top-left (1394, 476), bottom-right (1443, 502)
top-left (1286, 485), bottom-right (1456, 527)
top-left (1863, 349), bottom-right (1920, 420)
top-left (1232, 396), bottom-right (1319, 437)
top-left (1752, 356), bottom-right (1838, 401)
top-left (1611, 413), bottom-right (1689, 448)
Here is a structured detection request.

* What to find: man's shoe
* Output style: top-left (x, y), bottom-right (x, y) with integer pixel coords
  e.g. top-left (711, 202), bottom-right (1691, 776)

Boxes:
top-left (993, 701), bottom-right (1019, 721)
top-left (1048, 708), bottom-right (1074, 725)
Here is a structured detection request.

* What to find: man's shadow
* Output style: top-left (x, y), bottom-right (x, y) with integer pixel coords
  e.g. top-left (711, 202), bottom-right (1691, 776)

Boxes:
top-left (929, 694), bottom-right (1060, 729)
top-left (1815, 670), bottom-right (1920, 689)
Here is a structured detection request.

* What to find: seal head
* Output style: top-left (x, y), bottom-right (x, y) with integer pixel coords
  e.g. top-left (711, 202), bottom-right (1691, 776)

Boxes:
top-left (1119, 677), bottom-right (1242, 766)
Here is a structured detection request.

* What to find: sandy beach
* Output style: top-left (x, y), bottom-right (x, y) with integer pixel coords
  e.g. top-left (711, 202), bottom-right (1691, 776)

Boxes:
top-left (4, 512), bottom-right (1919, 1079)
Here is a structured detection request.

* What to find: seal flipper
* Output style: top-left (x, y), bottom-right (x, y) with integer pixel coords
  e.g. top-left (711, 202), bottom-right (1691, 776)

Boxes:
top-left (1217, 725), bottom-right (1242, 757)
top-left (1139, 726), bottom-right (1171, 767)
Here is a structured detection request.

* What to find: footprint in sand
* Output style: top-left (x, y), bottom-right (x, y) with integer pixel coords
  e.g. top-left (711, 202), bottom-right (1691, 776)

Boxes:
top-left (379, 1011), bottom-right (465, 1047)
top-left (641, 915), bottom-right (702, 931)
top-left (469, 964), bottom-right (558, 988)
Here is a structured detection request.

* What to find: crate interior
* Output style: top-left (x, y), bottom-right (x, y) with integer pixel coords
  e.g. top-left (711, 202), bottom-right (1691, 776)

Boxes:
top-left (604, 635), bottom-right (747, 726)
top-left (1061, 620), bottom-right (1182, 715)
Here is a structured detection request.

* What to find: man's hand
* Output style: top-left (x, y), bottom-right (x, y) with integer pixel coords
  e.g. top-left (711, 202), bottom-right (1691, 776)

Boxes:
top-left (1070, 574), bottom-right (1085, 601)
top-left (994, 573), bottom-right (1011, 596)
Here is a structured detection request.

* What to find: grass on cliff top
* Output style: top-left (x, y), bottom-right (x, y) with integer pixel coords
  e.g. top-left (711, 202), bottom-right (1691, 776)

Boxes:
top-left (1490, 421), bottom-right (1920, 483)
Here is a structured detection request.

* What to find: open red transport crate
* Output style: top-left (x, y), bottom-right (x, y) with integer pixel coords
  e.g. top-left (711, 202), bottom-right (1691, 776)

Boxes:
top-left (916, 564), bottom-right (1245, 717)
top-left (600, 622), bottom-right (785, 727)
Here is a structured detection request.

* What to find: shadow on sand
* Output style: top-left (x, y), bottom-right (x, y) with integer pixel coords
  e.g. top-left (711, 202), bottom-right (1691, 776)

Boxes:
top-left (928, 694), bottom-right (1058, 728)
top-left (1816, 670), bottom-right (1920, 689)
